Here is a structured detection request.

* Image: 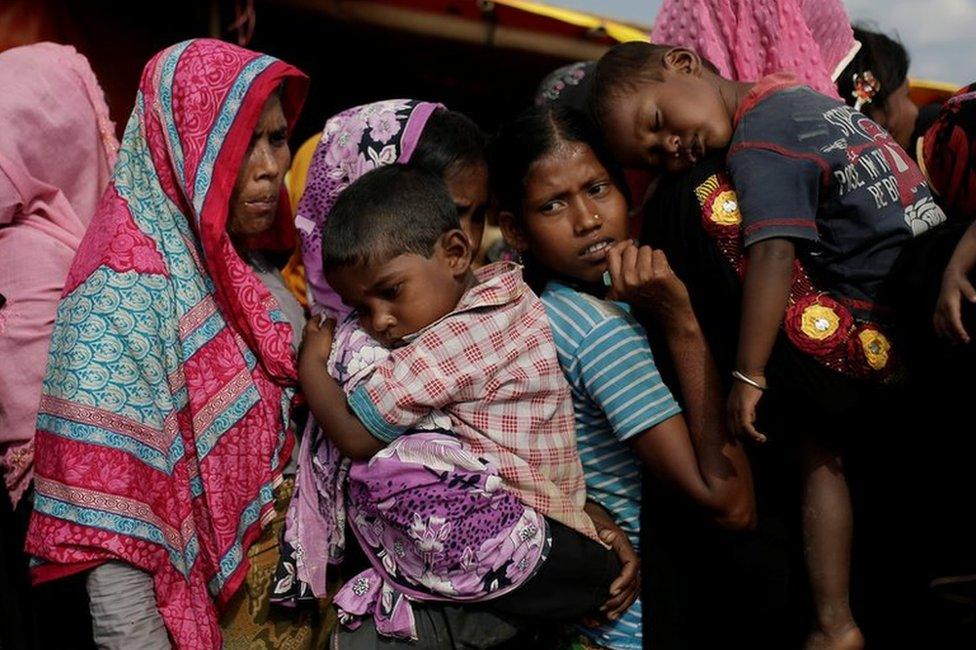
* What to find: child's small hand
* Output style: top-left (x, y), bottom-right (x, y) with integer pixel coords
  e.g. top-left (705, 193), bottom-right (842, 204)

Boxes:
top-left (299, 315), bottom-right (336, 366)
top-left (606, 240), bottom-right (693, 327)
top-left (934, 266), bottom-right (976, 344)
top-left (727, 379), bottom-right (767, 444)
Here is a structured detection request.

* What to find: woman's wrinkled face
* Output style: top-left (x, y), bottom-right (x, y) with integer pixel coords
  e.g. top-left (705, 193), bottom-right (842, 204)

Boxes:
top-left (868, 79), bottom-right (919, 151)
top-left (443, 160), bottom-right (490, 252)
top-left (227, 94), bottom-right (290, 238)
top-left (504, 141), bottom-right (629, 285)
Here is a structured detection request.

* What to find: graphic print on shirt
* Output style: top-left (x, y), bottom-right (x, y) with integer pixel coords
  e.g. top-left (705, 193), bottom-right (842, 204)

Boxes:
top-left (821, 104), bottom-right (945, 234)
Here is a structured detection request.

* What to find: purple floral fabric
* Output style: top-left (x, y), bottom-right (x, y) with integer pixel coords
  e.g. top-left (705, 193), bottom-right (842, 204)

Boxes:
top-left (275, 101), bottom-right (550, 640)
top-left (294, 99), bottom-right (440, 318)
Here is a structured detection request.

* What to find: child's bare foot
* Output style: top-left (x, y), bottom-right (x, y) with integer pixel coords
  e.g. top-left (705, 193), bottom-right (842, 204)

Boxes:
top-left (804, 624), bottom-right (865, 650)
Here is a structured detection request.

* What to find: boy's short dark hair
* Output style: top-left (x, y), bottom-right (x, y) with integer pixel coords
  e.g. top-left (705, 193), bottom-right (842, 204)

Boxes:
top-left (322, 164), bottom-right (459, 269)
top-left (589, 41), bottom-right (716, 128)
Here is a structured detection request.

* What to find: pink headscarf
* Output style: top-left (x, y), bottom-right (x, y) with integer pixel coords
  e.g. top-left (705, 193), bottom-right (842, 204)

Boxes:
top-left (0, 42), bottom-right (118, 507)
top-left (651, 0), bottom-right (858, 99)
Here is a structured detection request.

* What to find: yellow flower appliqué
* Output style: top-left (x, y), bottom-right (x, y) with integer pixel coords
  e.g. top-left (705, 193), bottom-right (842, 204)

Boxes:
top-left (710, 190), bottom-right (741, 226)
top-left (799, 304), bottom-right (841, 340)
top-left (858, 329), bottom-right (891, 370)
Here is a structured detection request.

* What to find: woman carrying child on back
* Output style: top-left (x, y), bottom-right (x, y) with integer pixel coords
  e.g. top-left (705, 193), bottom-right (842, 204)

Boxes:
top-left (286, 100), bottom-right (638, 648)
top-left (492, 104), bottom-right (756, 650)
top-left (589, 42), bottom-right (947, 649)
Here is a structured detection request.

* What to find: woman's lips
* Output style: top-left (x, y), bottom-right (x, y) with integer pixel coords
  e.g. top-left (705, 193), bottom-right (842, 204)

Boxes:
top-left (244, 197), bottom-right (277, 212)
top-left (578, 238), bottom-right (614, 262)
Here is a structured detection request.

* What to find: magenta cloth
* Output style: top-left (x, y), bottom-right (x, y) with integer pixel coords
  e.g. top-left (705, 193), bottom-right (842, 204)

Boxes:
top-left (24, 39), bottom-right (308, 648)
top-left (651, 0), bottom-right (858, 99)
top-left (0, 42), bottom-right (118, 507)
top-left (294, 99), bottom-right (440, 317)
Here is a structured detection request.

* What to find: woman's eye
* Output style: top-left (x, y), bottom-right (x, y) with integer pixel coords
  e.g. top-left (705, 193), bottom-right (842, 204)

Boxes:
top-left (270, 128), bottom-right (288, 145)
top-left (589, 182), bottom-right (610, 198)
top-left (540, 201), bottom-right (562, 215)
top-left (651, 110), bottom-right (661, 131)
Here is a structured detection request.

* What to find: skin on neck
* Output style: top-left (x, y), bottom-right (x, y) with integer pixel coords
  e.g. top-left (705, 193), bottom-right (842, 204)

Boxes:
top-left (715, 74), bottom-right (756, 124)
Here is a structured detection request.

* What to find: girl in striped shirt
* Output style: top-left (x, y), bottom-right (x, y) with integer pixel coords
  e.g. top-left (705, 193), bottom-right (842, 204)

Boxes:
top-left (493, 105), bottom-right (756, 650)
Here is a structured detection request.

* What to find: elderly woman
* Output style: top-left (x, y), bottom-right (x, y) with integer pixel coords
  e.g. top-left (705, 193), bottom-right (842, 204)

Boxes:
top-left (25, 39), bottom-right (311, 649)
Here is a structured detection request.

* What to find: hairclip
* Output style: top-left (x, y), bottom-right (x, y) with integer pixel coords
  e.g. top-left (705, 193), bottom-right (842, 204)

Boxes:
top-left (852, 70), bottom-right (881, 111)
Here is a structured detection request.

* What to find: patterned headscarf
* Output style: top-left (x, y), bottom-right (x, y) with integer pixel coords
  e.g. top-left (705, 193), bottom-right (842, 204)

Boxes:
top-left (0, 42), bottom-right (118, 507)
top-left (922, 84), bottom-right (976, 220)
top-left (25, 39), bottom-right (307, 649)
top-left (651, 0), bottom-right (857, 99)
top-left (295, 99), bottom-right (441, 317)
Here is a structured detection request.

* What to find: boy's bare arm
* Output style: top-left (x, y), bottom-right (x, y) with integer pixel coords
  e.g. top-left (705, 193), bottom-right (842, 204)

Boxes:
top-left (299, 318), bottom-right (383, 459)
top-left (728, 238), bottom-right (795, 442)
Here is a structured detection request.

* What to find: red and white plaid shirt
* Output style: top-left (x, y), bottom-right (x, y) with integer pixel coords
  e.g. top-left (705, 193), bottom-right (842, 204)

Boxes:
top-left (349, 262), bottom-right (597, 540)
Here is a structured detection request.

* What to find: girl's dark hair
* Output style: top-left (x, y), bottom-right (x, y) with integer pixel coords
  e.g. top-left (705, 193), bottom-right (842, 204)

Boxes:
top-left (491, 104), bottom-right (629, 220)
top-left (490, 105), bottom-right (629, 292)
top-left (837, 26), bottom-right (910, 111)
top-left (410, 108), bottom-right (488, 178)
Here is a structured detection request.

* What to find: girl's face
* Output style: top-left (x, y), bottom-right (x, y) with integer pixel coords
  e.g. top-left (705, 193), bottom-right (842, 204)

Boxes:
top-left (503, 140), bottom-right (629, 285)
top-left (227, 94), bottom-right (290, 238)
top-left (601, 49), bottom-right (733, 173)
top-left (444, 160), bottom-right (489, 251)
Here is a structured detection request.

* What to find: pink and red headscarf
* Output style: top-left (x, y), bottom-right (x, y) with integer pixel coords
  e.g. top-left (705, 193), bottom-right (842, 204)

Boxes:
top-left (25, 39), bottom-right (307, 648)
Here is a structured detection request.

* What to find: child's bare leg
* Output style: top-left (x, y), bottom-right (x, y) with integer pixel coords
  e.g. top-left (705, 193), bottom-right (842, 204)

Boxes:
top-left (800, 437), bottom-right (865, 650)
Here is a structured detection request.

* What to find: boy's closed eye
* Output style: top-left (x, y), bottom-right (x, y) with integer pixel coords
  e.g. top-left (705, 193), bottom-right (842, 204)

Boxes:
top-left (379, 282), bottom-right (403, 301)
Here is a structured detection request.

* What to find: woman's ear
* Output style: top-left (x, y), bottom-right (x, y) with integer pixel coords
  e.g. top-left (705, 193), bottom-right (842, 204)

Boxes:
top-left (439, 229), bottom-right (473, 277)
top-left (498, 210), bottom-right (529, 253)
top-left (663, 47), bottom-right (702, 76)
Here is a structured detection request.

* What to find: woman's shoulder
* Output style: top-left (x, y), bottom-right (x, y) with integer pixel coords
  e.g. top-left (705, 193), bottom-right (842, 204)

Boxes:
top-left (540, 282), bottom-right (636, 341)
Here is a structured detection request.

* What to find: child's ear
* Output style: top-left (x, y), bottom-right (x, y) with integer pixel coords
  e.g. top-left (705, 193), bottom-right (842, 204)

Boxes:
top-left (438, 228), bottom-right (473, 277)
top-left (663, 47), bottom-right (703, 77)
top-left (498, 210), bottom-right (529, 253)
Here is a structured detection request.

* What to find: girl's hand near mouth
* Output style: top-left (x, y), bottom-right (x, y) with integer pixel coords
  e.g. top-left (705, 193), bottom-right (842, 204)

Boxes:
top-left (606, 240), bottom-right (694, 330)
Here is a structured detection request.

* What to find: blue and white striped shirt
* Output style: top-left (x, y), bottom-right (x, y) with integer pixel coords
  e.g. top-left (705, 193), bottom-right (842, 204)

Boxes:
top-left (541, 281), bottom-right (682, 650)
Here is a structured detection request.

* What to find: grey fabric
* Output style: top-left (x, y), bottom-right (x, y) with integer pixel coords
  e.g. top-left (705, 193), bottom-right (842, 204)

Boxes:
top-left (86, 561), bottom-right (170, 649)
top-left (247, 251), bottom-right (307, 351)
top-left (332, 605), bottom-right (521, 650)
top-left (249, 250), bottom-right (307, 474)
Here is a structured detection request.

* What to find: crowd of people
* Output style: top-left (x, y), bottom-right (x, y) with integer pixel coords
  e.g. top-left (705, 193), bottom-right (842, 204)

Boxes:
top-left (2, 0), bottom-right (975, 649)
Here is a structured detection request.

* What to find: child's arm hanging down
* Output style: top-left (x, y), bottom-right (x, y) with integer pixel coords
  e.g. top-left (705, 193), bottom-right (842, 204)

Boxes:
top-left (607, 241), bottom-right (756, 530)
top-left (298, 317), bottom-right (383, 459)
top-left (935, 220), bottom-right (976, 344)
top-left (726, 238), bottom-right (796, 442)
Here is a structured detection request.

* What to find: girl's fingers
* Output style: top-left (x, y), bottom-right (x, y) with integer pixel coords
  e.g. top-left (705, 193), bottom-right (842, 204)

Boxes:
top-left (622, 244), bottom-right (640, 287)
top-left (637, 245), bottom-right (654, 283)
top-left (651, 248), bottom-right (671, 279)
top-left (607, 242), bottom-right (627, 297)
